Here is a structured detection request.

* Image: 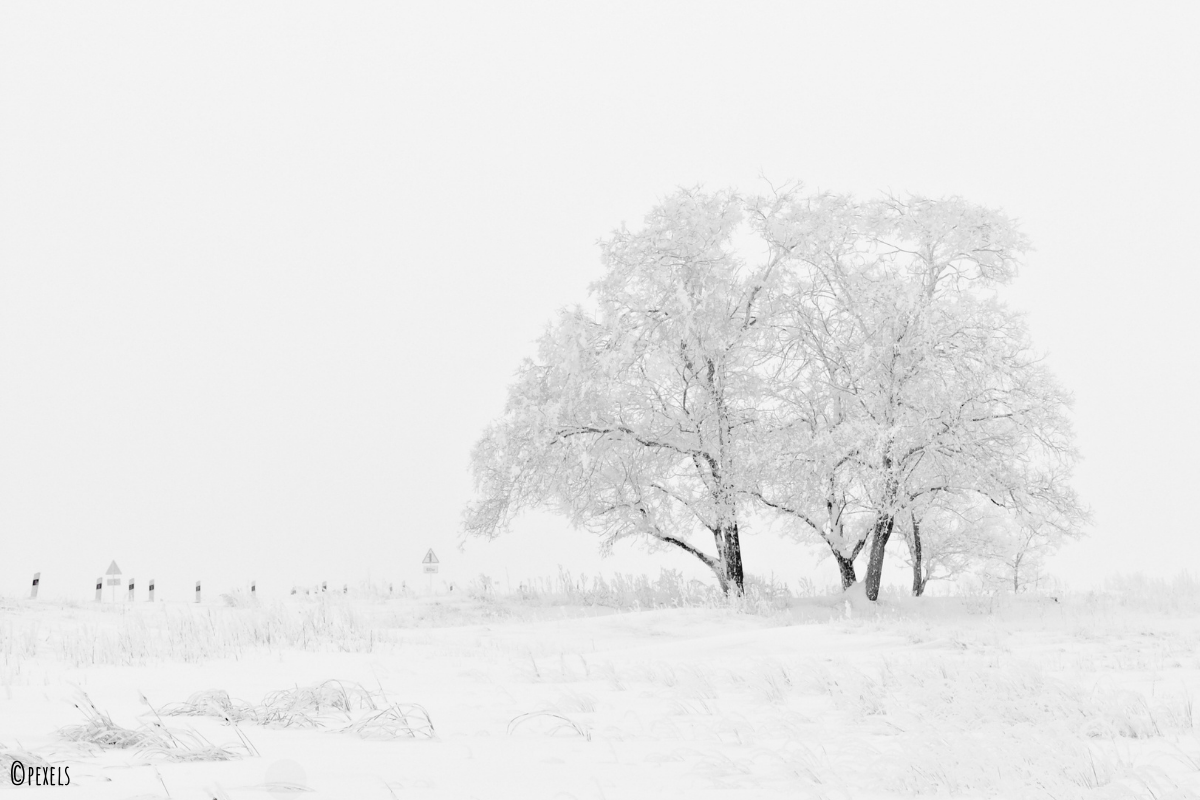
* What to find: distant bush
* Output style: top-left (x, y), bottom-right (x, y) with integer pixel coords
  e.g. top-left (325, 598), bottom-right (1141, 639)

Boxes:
top-left (1097, 571), bottom-right (1200, 614)
top-left (220, 590), bottom-right (257, 608)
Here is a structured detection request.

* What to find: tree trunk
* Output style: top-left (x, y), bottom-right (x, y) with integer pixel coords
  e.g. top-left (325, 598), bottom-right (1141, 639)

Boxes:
top-left (835, 553), bottom-right (857, 590)
top-left (910, 515), bottom-right (926, 597)
top-left (711, 567), bottom-right (729, 595)
top-left (834, 531), bottom-right (870, 590)
top-left (864, 513), bottom-right (895, 601)
top-left (715, 523), bottom-right (745, 596)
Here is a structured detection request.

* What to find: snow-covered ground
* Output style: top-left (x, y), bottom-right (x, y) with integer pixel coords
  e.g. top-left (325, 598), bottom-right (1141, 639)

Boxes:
top-left (3, 583), bottom-right (1199, 799)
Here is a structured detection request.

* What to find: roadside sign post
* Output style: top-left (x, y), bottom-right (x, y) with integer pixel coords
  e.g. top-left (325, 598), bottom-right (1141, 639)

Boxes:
top-left (422, 549), bottom-right (439, 593)
top-left (105, 561), bottom-right (123, 603)
top-left (30, 573), bottom-right (40, 600)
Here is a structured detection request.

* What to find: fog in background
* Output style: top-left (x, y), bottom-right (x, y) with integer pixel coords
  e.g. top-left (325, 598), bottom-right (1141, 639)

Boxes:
top-left (2, 2), bottom-right (1197, 600)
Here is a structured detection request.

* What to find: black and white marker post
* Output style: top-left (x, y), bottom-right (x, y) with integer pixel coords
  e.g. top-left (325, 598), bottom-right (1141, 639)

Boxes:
top-left (148, 579), bottom-right (155, 602)
top-left (30, 572), bottom-right (39, 600)
top-left (127, 578), bottom-right (134, 602)
top-left (94, 577), bottom-right (102, 602)
top-left (195, 580), bottom-right (201, 603)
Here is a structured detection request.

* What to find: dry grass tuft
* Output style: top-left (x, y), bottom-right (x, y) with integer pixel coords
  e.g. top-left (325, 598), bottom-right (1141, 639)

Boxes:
top-left (58, 694), bottom-right (160, 749)
top-left (57, 692), bottom-right (256, 763)
top-left (158, 689), bottom-right (257, 723)
top-left (257, 679), bottom-right (380, 728)
top-left (0, 742), bottom-right (51, 773)
top-left (339, 704), bottom-right (435, 739)
top-left (508, 711), bottom-right (592, 741)
top-left (154, 680), bottom-right (435, 740)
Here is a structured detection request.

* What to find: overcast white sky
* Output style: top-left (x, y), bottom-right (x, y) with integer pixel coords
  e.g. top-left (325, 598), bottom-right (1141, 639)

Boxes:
top-left (2, 2), bottom-right (1197, 600)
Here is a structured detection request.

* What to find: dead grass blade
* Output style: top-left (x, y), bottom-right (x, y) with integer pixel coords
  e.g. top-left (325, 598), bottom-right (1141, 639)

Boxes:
top-left (507, 711), bottom-right (592, 741)
top-left (338, 703), bottom-right (435, 739)
top-left (57, 692), bottom-right (255, 763)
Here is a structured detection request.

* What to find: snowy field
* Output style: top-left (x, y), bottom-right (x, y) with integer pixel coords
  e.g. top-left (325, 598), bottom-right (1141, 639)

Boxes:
top-left (3, 578), bottom-right (1200, 800)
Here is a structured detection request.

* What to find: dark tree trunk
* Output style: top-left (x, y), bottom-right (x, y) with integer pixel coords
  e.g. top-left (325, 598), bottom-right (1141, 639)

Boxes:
top-left (910, 516), bottom-right (926, 597)
top-left (864, 513), bottom-right (896, 601)
top-left (835, 553), bottom-right (857, 590)
top-left (836, 534), bottom-right (869, 590)
top-left (715, 523), bottom-right (745, 597)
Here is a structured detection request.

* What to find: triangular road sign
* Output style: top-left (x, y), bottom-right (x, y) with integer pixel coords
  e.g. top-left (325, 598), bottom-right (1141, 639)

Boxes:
top-left (106, 560), bottom-right (123, 576)
top-left (422, 549), bottom-right (439, 565)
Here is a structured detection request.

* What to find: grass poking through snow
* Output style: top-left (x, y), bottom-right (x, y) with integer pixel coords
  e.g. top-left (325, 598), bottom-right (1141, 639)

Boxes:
top-left (339, 704), bottom-right (435, 739)
top-left (508, 711), bottom-right (592, 741)
top-left (155, 679), bottom-right (436, 740)
top-left (56, 692), bottom-right (256, 763)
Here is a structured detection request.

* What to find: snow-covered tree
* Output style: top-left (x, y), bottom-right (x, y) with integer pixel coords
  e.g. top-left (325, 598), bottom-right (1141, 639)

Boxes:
top-left (848, 196), bottom-right (1083, 600)
top-left (467, 184), bottom-right (1085, 601)
top-left (464, 189), bottom-right (787, 595)
top-left (897, 495), bottom-right (1079, 595)
top-left (897, 499), bottom-right (1005, 596)
top-left (748, 190), bottom-right (1083, 599)
top-left (976, 501), bottom-right (1079, 593)
top-left (747, 191), bottom-right (878, 588)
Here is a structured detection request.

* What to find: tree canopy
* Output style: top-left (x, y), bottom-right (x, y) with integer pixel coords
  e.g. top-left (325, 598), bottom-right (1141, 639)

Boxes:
top-left (465, 185), bottom-right (1085, 599)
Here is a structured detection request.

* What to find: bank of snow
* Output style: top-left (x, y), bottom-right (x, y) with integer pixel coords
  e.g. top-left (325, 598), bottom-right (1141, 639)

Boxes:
top-left (1, 591), bottom-right (1198, 798)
